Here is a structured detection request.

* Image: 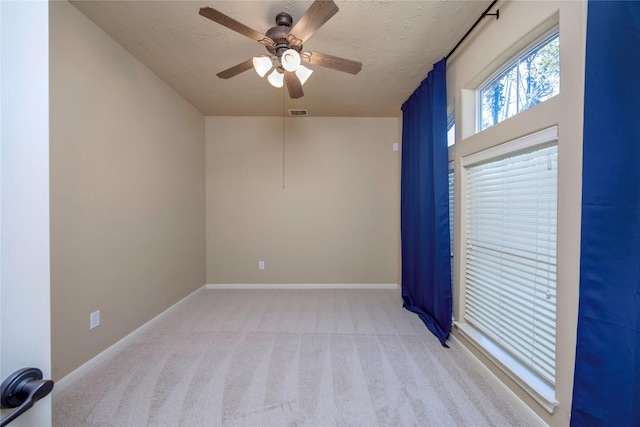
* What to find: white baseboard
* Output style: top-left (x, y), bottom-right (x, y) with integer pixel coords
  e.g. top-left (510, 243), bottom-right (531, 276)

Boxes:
top-left (53, 286), bottom-right (205, 396)
top-left (448, 334), bottom-right (549, 427)
top-left (205, 283), bottom-right (398, 290)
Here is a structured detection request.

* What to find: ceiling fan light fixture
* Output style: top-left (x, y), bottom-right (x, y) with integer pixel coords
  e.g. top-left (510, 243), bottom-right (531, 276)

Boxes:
top-left (267, 67), bottom-right (284, 88)
top-left (295, 65), bottom-right (313, 86)
top-left (252, 56), bottom-right (273, 77)
top-left (199, 2), bottom-right (363, 99)
top-left (281, 49), bottom-right (301, 72)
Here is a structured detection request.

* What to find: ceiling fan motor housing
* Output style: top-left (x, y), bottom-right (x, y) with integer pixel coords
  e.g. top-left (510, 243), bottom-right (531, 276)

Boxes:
top-left (265, 12), bottom-right (302, 57)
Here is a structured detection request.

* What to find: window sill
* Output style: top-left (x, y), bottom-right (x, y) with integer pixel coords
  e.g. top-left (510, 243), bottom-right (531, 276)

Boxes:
top-left (454, 322), bottom-right (559, 414)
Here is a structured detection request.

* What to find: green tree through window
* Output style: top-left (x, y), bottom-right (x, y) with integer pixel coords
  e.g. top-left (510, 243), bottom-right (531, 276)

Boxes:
top-left (481, 33), bottom-right (559, 130)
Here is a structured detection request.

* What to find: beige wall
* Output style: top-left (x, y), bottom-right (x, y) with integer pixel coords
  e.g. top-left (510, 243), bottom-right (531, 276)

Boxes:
top-left (206, 116), bottom-right (400, 285)
top-left (446, 1), bottom-right (586, 425)
top-left (50, 1), bottom-right (206, 381)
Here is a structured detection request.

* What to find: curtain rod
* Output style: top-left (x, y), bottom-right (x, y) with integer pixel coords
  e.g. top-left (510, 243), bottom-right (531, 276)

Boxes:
top-left (445, 0), bottom-right (499, 61)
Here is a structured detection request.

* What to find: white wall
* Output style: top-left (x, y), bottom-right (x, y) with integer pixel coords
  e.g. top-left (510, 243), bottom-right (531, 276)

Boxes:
top-left (446, 1), bottom-right (587, 425)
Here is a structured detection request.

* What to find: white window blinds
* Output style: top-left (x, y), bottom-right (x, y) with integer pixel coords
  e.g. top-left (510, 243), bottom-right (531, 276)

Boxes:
top-left (463, 128), bottom-right (558, 385)
top-left (448, 164), bottom-right (455, 281)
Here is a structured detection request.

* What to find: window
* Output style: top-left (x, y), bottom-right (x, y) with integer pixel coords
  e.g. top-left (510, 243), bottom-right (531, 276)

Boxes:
top-left (462, 127), bottom-right (558, 391)
top-left (447, 115), bottom-right (456, 147)
top-left (479, 31), bottom-right (559, 131)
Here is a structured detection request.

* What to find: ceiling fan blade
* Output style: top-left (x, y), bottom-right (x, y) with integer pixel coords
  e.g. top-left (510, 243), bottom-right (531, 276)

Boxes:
top-left (302, 51), bottom-right (362, 75)
top-left (284, 71), bottom-right (304, 99)
top-left (217, 59), bottom-right (254, 79)
top-left (289, 0), bottom-right (339, 44)
top-left (199, 7), bottom-right (274, 46)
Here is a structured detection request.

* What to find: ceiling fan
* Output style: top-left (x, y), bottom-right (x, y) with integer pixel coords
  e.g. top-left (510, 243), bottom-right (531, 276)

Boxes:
top-left (199, 0), bottom-right (362, 99)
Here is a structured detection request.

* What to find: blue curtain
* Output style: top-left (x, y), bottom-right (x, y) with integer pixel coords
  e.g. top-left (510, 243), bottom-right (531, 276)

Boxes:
top-left (400, 59), bottom-right (452, 346)
top-left (571, 2), bottom-right (640, 425)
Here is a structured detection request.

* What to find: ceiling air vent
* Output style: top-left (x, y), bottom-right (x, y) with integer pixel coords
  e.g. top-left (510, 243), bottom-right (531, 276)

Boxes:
top-left (288, 109), bottom-right (309, 117)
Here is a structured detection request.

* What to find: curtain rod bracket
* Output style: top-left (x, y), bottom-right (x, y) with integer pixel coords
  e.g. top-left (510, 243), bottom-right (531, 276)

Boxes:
top-left (484, 9), bottom-right (499, 20)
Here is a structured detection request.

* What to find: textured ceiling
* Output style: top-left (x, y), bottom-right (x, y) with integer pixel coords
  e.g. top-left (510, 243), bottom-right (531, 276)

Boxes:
top-left (70, 0), bottom-right (491, 117)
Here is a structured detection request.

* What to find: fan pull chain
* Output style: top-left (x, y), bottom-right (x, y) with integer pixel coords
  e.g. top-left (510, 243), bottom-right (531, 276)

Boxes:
top-left (282, 86), bottom-right (286, 189)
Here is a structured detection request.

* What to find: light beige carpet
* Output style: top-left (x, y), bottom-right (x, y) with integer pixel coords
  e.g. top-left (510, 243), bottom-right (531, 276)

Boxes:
top-left (53, 289), bottom-right (532, 426)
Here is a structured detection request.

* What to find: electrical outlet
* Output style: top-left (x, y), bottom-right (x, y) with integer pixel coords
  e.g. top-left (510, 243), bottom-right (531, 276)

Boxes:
top-left (90, 310), bottom-right (100, 329)
top-left (259, 261), bottom-right (265, 270)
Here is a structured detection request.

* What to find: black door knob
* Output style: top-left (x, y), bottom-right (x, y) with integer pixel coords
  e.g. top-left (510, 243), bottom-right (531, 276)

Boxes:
top-left (1, 367), bottom-right (54, 427)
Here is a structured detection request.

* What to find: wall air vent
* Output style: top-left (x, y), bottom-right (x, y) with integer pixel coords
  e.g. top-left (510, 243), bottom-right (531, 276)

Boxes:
top-left (288, 109), bottom-right (309, 117)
